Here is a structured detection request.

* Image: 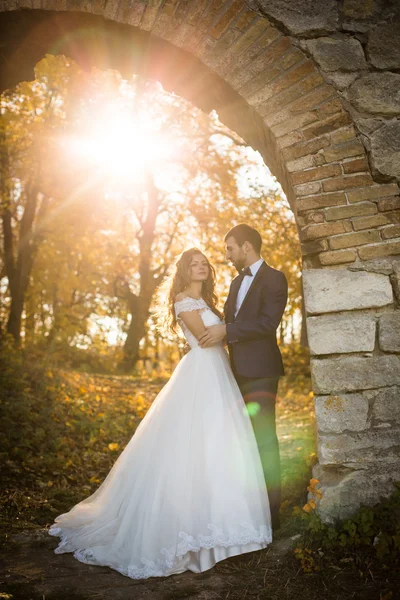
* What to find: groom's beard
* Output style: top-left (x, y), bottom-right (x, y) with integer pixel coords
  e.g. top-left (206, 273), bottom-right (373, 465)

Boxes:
top-left (232, 259), bottom-right (245, 273)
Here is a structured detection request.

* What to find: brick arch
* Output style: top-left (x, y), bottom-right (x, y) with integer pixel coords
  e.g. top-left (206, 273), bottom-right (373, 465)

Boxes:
top-left (1, 1), bottom-right (399, 522)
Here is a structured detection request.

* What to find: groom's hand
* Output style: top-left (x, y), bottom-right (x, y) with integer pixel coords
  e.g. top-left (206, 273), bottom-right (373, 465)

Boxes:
top-left (198, 324), bottom-right (227, 347)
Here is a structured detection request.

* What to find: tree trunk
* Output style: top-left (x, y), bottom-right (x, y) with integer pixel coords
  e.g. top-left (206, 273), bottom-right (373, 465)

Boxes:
top-left (119, 173), bottom-right (162, 373)
top-left (6, 181), bottom-right (39, 343)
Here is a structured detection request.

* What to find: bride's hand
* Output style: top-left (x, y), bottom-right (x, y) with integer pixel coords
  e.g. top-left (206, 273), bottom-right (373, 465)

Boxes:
top-left (198, 325), bottom-right (227, 348)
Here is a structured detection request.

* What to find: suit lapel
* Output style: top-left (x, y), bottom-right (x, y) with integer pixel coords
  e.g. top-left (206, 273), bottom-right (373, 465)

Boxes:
top-left (226, 275), bottom-right (242, 321)
top-left (235, 261), bottom-right (267, 319)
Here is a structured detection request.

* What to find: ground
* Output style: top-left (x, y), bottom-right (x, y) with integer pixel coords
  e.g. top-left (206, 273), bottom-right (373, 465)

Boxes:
top-left (0, 370), bottom-right (397, 599)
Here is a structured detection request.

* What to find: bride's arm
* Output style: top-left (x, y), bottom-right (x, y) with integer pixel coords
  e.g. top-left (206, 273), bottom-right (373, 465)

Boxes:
top-left (178, 310), bottom-right (208, 340)
top-left (174, 294), bottom-right (208, 340)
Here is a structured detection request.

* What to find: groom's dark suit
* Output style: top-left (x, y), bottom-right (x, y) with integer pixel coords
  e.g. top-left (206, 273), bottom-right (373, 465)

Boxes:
top-left (224, 261), bottom-right (288, 528)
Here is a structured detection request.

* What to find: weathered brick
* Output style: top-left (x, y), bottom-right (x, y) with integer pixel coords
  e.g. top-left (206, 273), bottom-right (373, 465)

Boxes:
top-left (236, 36), bottom-right (291, 86)
top-left (381, 225), bottom-right (400, 240)
top-left (343, 157), bottom-right (369, 174)
top-left (225, 26), bottom-right (284, 82)
top-left (278, 131), bottom-right (304, 149)
top-left (301, 220), bottom-right (352, 242)
top-left (221, 19), bottom-right (271, 72)
top-left (239, 67), bottom-right (281, 99)
top-left (323, 174), bottom-right (374, 193)
top-left (291, 164), bottom-right (341, 185)
top-left (234, 9), bottom-right (256, 32)
top-left (272, 111), bottom-right (318, 138)
top-left (323, 139), bottom-right (365, 162)
top-left (303, 211), bottom-right (325, 224)
top-left (259, 72), bottom-right (324, 116)
top-left (318, 250), bottom-right (357, 266)
top-left (319, 249), bottom-right (358, 265)
top-left (378, 196), bottom-right (400, 212)
top-left (289, 84), bottom-right (336, 113)
top-left (295, 181), bottom-right (322, 197)
top-left (325, 202), bottom-right (377, 222)
top-left (303, 113), bottom-right (352, 141)
top-left (318, 98), bottom-right (343, 118)
top-left (330, 126), bottom-right (357, 145)
top-left (297, 192), bottom-right (346, 212)
top-left (210, 0), bottom-right (244, 38)
top-left (250, 60), bottom-right (315, 106)
top-left (286, 154), bottom-right (315, 173)
top-left (278, 48), bottom-right (303, 70)
top-left (301, 238), bottom-right (329, 255)
top-left (330, 230), bottom-right (381, 250)
top-left (282, 135), bottom-right (331, 161)
top-left (347, 184), bottom-right (400, 203)
top-left (358, 241), bottom-right (400, 260)
top-left (352, 211), bottom-right (400, 231)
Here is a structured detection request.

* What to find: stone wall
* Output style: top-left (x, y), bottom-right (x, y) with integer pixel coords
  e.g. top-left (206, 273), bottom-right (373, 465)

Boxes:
top-left (0, 0), bottom-right (399, 522)
top-left (303, 259), bottom-right (400, 520)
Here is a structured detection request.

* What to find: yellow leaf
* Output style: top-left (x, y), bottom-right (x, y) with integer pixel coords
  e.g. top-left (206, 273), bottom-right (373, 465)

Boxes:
top-left (108, 442), bottom-right (119, 451)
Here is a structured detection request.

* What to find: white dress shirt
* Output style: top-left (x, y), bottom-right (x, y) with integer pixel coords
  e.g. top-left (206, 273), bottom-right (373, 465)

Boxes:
top-left (234, 258), bottom-right (264, 317)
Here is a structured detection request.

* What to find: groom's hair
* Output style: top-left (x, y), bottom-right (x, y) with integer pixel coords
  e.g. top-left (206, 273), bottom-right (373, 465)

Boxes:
top-left (224, 224), bottom-right (262, 253)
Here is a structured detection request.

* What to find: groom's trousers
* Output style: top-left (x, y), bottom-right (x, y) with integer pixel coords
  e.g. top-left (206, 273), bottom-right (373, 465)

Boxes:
top-left (235, 374), bottom-right (281, 528)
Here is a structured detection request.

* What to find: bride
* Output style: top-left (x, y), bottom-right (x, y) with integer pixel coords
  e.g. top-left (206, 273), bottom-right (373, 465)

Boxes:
top-left (48, 247), bottom-right (272, 579)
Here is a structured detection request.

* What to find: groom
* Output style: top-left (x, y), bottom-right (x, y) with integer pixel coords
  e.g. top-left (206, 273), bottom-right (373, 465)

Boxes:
top-left (198, 224), bottom-right (288, 530)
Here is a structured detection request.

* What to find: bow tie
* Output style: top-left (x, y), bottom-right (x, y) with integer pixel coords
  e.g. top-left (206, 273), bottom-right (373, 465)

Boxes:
top-left (240, 266), bottom-right (253, 277)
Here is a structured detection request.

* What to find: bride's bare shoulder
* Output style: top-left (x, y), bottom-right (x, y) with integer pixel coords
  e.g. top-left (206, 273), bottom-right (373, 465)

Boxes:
top-left (174, 292), bottom-right (187, 302)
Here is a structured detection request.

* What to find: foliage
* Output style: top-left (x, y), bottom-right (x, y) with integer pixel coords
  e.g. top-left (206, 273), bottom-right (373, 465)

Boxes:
top-left (0, 54), bottom-right (302, 370)
top-left (293, 477), bottom-right (400, 580)
top-left (0, 341), bottom-right (313, 531)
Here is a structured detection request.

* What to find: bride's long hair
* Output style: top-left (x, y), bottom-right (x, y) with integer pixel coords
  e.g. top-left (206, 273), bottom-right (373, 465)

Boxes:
top-left (158, 248), bottom-right (222, 333)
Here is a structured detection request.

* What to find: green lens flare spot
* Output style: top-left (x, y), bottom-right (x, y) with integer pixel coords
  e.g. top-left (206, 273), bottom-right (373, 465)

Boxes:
top-left (245, 402), bottom-right (261, 417)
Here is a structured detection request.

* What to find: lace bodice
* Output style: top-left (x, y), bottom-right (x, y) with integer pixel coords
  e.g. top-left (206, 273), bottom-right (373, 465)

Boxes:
top-left (174, 297), bottom-right (223, 349)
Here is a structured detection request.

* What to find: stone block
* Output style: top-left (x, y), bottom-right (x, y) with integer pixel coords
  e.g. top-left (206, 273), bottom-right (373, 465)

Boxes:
top-left (369, 386), bottom-right (400, 424)
top-left (313, 466), bottom-right (400, 523)
top-left (348, 73), bottom-right (400, 116)
top-left (325, 202), bottom-right (377, 221)
top-left (295, 181), bottom-right (322, 197)
top-left (347, 184), bottom-right (399, 203)
top-left (311, 355), bottom-right (400, 394)
top-left (319, 249), bottom-right (357, 265)
top-left (305, 36), bottom-right (366, 72)
top-left (314, 393), bottom-right (369, 433)
top-left (368, 23), bottom-right (400, 70)
top-left (246, 0), bottom-right (339, 36)
top-left (307, 313), bottom-right (376, 355)
top-left (370, 121), bottom-right (400, 180)
top-left (329, 230), bottom-right (381, 250)
top-left (303, 269), bottom-right (393, 314)
top-left (379, 313), bottom-right (400, 352)
top-left (358, 241), bottom-right (400, 260)
top-left (318, 428), bottom-right (400, 465)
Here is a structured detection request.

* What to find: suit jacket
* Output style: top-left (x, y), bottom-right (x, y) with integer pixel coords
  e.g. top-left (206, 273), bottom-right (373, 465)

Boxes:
top-left (224, 261), bottom-right (288, 379)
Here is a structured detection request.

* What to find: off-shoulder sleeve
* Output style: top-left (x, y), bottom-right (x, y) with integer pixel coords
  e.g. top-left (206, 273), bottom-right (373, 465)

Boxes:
top-left (174, 298), bottom-right (204, 319)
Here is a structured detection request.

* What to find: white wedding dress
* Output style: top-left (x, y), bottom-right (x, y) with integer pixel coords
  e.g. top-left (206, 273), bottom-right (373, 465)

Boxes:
top-left (48, 297), bottom-right (272, 579)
